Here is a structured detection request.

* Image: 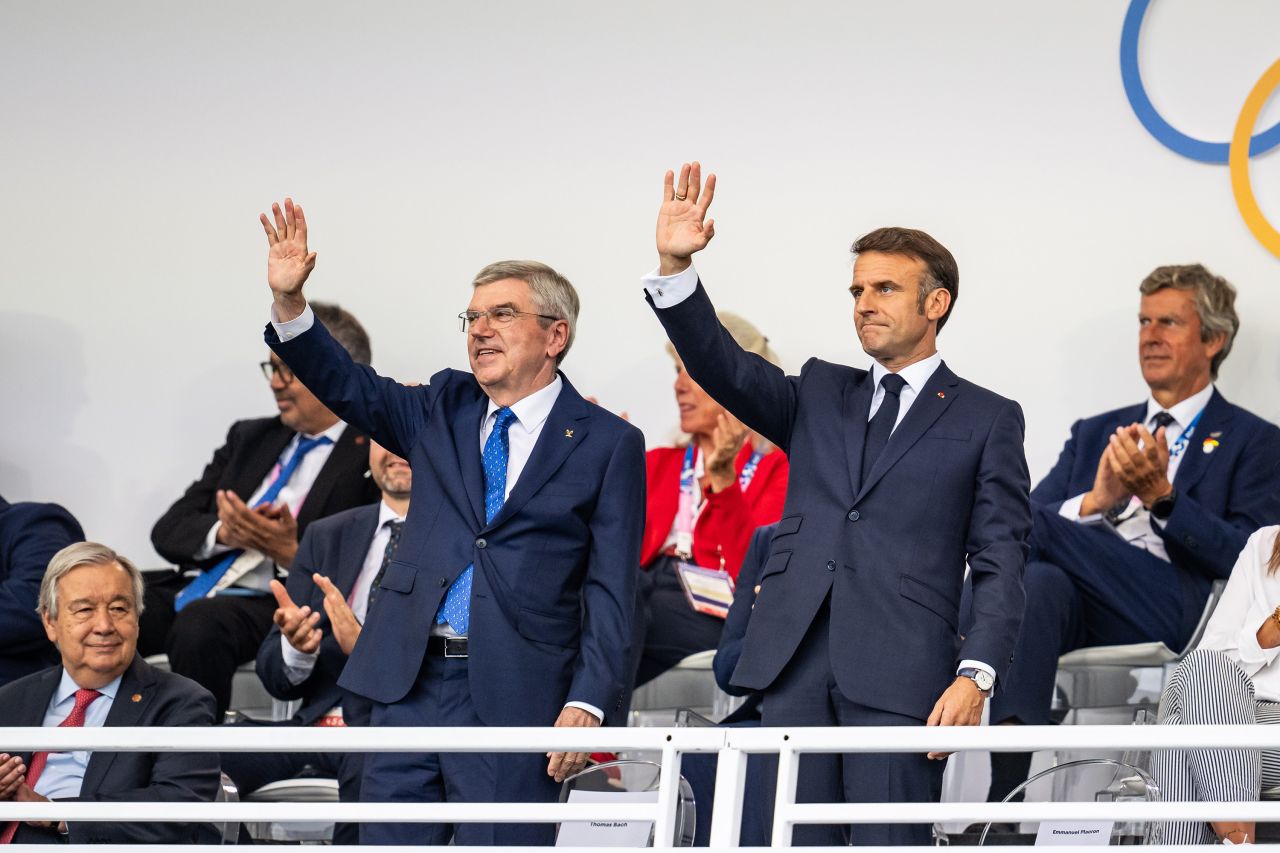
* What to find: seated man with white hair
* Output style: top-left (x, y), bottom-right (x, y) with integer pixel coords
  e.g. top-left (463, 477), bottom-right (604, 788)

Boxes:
top-left (0, 542), bottom-right (220, 845)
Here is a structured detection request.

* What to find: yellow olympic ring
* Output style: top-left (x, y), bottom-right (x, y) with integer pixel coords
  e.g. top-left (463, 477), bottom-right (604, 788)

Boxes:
top-left (1230, 59), bottom-right (1280, 259)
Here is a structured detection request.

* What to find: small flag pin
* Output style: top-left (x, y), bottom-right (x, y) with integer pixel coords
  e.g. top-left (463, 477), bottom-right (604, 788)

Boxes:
top-left (937, 392), bottom-right (946, 399)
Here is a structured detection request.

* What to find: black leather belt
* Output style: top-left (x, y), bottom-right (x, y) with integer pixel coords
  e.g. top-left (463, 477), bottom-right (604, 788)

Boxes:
top-left (426, 636), bottom-right (469, 658)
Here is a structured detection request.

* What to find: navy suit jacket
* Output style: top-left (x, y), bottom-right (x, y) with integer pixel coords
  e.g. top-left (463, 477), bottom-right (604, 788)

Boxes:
top-left (256, 503), bottom-right (378, 727)
top-left (713, 523), bottom-right (775, 723)
top-left (0, 497), bottom-right (84, 687)
top-left (1031, 389), bottom-right (1280, 629)
top-left (0, 655), bottom-right (219, 845)
top-left (652, 282), bottom-right (1031, 721)
top-left (267, 317), bottom-right (644, 726)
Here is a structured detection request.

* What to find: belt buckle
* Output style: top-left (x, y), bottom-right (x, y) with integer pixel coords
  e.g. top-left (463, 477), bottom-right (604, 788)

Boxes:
top-left (444, 638), bottom-right (468, 659)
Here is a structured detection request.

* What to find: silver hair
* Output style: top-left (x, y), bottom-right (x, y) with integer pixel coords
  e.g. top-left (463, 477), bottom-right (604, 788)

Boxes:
top-left (39, 542), bottom-right (145, 618)
top-left (1139, 264), bottom-right (1239, 379)
top-left (472, 260), bottom-right (580, 365)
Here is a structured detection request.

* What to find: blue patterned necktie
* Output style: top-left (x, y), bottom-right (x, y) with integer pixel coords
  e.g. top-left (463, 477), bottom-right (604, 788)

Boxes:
top-left (436, 407), bottom-right (517, 634)
top-left (174, 434), bottom-right (333, 612)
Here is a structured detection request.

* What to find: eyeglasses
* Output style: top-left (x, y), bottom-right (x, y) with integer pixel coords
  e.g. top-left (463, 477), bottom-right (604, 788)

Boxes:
top-left (260, 361), bottom-right (295, 384)
top-left (458, 307), bottom-right (560, 333)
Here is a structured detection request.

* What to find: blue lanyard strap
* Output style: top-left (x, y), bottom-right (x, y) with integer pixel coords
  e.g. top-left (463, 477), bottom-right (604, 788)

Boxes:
top-left (1166, 407), bottom-right (1205, 459)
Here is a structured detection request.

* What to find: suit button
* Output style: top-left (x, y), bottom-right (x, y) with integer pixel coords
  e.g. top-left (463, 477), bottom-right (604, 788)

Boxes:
top-left (847, 509), bottom-right (860, 522)
top-left (826, 560), bottom-right (836, 571)
top-left (439, 577), bottom-right (448, 587)
top-left (476, 538), bottom-right (487, 549)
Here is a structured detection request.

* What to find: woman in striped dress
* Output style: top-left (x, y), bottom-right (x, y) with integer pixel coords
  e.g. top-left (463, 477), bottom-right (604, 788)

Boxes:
top-left (1154, 526), bottom-right (1280, 845)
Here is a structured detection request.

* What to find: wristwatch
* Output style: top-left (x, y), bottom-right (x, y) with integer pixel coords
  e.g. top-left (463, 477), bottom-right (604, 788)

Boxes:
top-left (1150, 488), bottom-right (1178, 521)
top-left (957, 667), bottom-right (994, 694)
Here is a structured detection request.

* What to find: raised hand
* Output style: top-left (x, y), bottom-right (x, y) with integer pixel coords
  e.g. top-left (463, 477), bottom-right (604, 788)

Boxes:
top-left (259, 197), bottom-right (316, 320)
top-left (315, 573), bottom-right (362, 656)
top-left (656, 162), bottom-right (716, 275)
top-left (270, 579), bottom-right (322, 654)
top-left (703, 412), bottom-right (749, 493)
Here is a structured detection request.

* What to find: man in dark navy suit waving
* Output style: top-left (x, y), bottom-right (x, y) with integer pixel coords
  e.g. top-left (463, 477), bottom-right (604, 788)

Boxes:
top-left (643, 164), bottom-right (1030, 846)
top-left (257, 199), bottom-right (644, 846)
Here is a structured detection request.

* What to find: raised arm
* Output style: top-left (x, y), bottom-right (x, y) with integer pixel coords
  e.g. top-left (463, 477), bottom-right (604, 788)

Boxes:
top-left (646, 164), bottom-right (801, 450)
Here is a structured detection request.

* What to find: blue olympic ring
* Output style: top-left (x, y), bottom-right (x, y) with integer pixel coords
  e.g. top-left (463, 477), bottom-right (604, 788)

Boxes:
top-left (1121, 0), bottom-right (1280, 163)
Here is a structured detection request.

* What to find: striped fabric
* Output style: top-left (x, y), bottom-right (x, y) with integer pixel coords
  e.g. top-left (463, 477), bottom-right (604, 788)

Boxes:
top-left (1151, 648), bottom-right (1280, 845)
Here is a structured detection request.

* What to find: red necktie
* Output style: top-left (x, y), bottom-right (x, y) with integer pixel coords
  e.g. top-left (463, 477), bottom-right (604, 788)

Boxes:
top-left (0, 688), bottom-right (101, 844)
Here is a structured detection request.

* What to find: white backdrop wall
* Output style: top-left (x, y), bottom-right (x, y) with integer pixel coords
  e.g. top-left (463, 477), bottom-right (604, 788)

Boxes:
top-left (2, 0), bottom-right (1278, 566)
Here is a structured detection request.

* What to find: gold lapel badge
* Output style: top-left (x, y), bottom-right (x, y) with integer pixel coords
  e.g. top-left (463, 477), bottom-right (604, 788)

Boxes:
top-left (565, 429), bottom-right (574, 438)
top-left (1202, 437), bottom-right (1219, 454)
top-left (131, 694), bottom-right (142, 703)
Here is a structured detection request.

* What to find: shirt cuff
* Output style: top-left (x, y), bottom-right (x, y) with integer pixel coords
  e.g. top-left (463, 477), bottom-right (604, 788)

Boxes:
top-left (271, 302), bottom-right (315, 340)
top-left (564, 701), bottom-right (604, 723)
top-left (1235, 622), bottom-right (1280, 674)
top-left (957, 659), bottom-right (996, 686)
top-left (1059, 493), bottom-right (1104, 524)
top-left (280, 635), bottom-right (319, 685)
top-left (194, 521), bottom-right (233, 561)
top-left (641, 264), bottom-right (700, 309)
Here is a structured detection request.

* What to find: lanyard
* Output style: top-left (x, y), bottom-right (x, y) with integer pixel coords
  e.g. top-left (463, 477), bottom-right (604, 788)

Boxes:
top-left (1166, 407), bottom-right (1205, 460)
top-left (675, 445), bottom-right (766, 558)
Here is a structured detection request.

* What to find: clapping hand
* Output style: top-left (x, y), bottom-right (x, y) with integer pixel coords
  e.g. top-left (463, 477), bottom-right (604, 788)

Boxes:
top-left (270, 580), bottom-right (322, 654)
top-left (0, 754), bottom-right (25, 800)
top-left (1109, 424), bottom-right (1172, 508)
top-left (259, 197), bottom-right (315, 321)
top-left (216, 491), bottom-right (299, 568)
top-left (315, 574), bottom-right (362, 656)
top-left (656, 162), bottom-right (716, 275)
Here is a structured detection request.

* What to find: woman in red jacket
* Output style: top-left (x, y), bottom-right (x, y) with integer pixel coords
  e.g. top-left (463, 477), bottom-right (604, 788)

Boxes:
top-left (634, 313), bottom-right (789, 686)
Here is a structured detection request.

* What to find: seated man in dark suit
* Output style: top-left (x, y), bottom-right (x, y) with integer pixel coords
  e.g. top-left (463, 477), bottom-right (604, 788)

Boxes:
top-left (0, 542), bottom-right (219, 844)
top-left (142, 301), bottom-right (381, 719)
top-left (219, 439), bottom-right (408, 845)
top-left (0, 496), bottom-right (84, 687)
top-left (985, 263), bottom-right (1280, 801)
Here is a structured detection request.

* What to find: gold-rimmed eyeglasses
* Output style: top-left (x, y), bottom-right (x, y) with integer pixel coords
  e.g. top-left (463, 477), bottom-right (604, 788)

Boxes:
top-left (458, 307), bottom-right (560, 333)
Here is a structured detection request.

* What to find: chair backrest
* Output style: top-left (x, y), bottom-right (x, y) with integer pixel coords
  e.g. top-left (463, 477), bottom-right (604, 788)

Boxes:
top-left (978, 758), bottom-right (1161, 846)
top-left (557, 759), bottom-right (695, 847)
top-left (1177, 579), bottom-right (1228, 656)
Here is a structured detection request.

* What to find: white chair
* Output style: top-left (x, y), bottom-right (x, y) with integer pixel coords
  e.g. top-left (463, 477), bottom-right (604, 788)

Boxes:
top-left (629, 650), bottom-right (735, 726)
top-left (243, 777), bottom-right (340, 843)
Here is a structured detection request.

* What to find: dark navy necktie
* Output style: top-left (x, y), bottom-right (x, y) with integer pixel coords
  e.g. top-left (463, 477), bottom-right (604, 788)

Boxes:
top-left (861, 373), bottom-right (907, 486)
top-left (364, 518), bottom-right (406, 612)
top-left (435, 407), bottom-right (517, 634)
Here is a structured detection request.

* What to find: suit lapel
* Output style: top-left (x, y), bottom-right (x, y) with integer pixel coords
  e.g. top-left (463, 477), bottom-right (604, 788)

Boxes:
top-left (450, 392), bottom-right (490, 528)
top-left (841, 372), bottom-right (875, 500)
top-left (12, 668), bottom-right (60, 762)
top-left (1172, 389), bottom-right (1232, 494)
top-left (856, 362), bottom-right (959, 502)
top-left (81, 657), bottom-right (153, 794)
top-left (484, 376), bottom-right (590, 531)
top-left (238, 421), bottom-right (294, 500)
top-left (336, 505), bottom-right (381, 597)
top-left (298, 427), bottom-right (367, 529)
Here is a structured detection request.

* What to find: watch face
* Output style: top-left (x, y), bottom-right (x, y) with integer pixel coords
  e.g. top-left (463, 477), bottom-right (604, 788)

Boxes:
top-left (969, 670), bottom-right (994, 691)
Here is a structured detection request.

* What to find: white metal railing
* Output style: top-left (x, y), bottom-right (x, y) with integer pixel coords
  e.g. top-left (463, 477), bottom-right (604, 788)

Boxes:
top-left (5, 724), bottom-right (1280, 849)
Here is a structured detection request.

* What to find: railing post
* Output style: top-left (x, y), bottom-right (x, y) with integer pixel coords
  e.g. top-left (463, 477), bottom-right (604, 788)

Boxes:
top-left (771, 736), bottom-right (799, 848)
top-left (653, 739), bottom-right (684, 848)
top-left (707, 743), bottom-right (747, 847)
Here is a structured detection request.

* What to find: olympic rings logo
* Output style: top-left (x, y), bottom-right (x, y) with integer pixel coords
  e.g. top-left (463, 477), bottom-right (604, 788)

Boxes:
top-left (1120, 0), bottom-right (1280, 258)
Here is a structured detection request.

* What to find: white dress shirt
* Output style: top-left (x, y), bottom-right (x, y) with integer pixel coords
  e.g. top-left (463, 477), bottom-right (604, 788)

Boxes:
top-left (273, 304), bottom-right (602, 720)
top-left (281, 500), bottom-right (406, 684)
top-left (643, 264), bottom-right (994, 686)
top-left (1197, 525), bottom-right (1280, 702)
top-left (34, 671), bottom-right (121, 800)
top-left (1059, 383), bottom-right (1215, 563)
top-left (195, 420), bottom-right (347, 592)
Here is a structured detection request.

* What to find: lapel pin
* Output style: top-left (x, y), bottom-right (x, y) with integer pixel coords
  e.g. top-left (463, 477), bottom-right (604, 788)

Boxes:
top-left (565, 429), bottom-right (574, 438)
top-left (936, 392), bottom-right (946, 399)
top-left (131, 694), bottom-right (142, 703)
top-left (1202, 438), bottom-right (1219, 454)
top-left (1210, 431), bottom-right (1222, 438)
top-left (355, 435), bottom-right (367, 445)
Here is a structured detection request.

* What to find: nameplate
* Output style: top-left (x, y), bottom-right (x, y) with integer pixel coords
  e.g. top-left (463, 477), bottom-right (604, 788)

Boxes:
top-left (556, 789), bottom-right (658, 847)
top-left (1034, 820), bottom-right (1114, 846)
